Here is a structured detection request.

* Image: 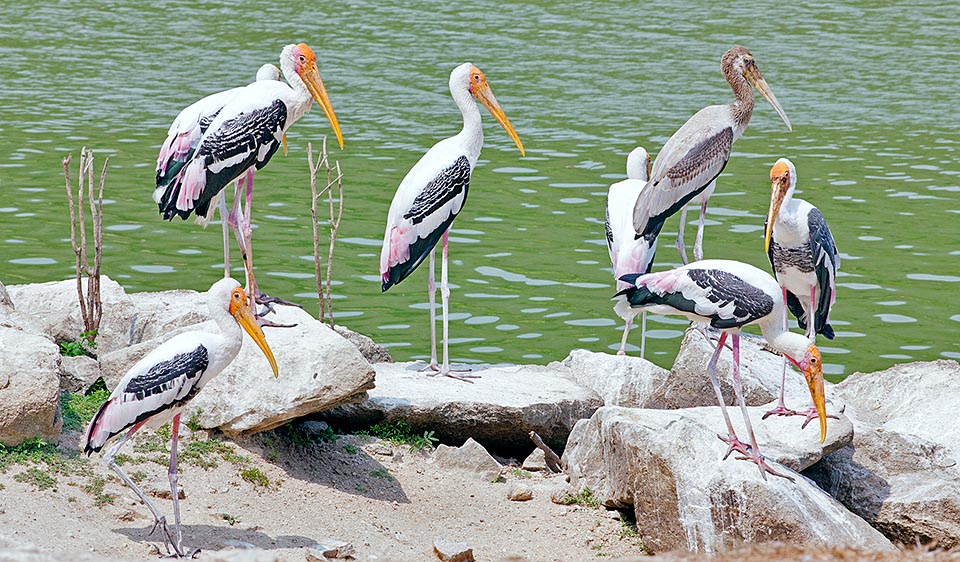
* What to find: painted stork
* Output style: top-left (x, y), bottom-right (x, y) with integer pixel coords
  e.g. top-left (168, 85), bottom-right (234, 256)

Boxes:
top-left (379, 63), bottom-right (524, 380)
top-left (761, 158), bottom-right (840, 422)
top-left (154, 43), bottom-right (344, 309)
top-left (616, 259), bottom-right (826, 480)
top-left (632, 45), bottom-right (792, 265)
top-left (82, 277), bottom-right (279, 557)
top-left (155, 63), bottom-right (281, 278)
top-left (606, 146), bottom-right (657, 357)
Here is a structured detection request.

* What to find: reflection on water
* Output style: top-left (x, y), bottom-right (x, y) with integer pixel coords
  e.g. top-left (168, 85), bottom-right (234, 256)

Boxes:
top-left (0, 1), bottom-right (958, 380)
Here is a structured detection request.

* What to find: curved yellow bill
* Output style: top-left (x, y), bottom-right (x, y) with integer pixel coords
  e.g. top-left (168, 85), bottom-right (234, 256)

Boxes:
top-left (764, 178), bottom-right (786, 253)
top-left (803, 349), bottom-right (827, 443)
top-left (230, 291), bottom-right (279, 378)
top-left (282, 133), bottom-right (288, 156)
top-left (744, 63), bottom-right (792, 132)
top-left (302, 67), bottom-right (344, 150)
top-left (472, 80), bottom-right (525, 157)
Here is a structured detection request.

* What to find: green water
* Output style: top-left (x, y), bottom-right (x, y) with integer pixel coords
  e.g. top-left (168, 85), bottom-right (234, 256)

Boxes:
top-left (1, 1), bottom-right (958, 380)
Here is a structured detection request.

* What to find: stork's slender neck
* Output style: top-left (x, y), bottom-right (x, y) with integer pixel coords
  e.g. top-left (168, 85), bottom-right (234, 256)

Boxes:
top-left (758, 306), bottom-right (810, 363)
top-left (279, 55), bottom-right (314, 126)
top-left (208, 293), bottom-right (242, 356)
top-left (451, 81), bottom-right (484, 165)
top-left (725, 67), bottom-right (755, 136)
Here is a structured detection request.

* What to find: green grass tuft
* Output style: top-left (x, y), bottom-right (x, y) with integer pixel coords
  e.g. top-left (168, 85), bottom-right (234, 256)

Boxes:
top-left (14, 467), bottom-right (58, 491)
top-left (61, 381), bottom-right (111, 432)
top-left (563, 487), bottom-right (602, 509)
top-left (82, 475), bottom-right (116, 506)
top-left (356, 420), bottom-right (439, 451)
top-left (221, 513), bottom-right (240, 526)
top-left (58, 330), bottom-right (99, 357)
top-left (240, 467), bottom-right (270, 488)
top-left (0, 438), bottom-right (61, 473)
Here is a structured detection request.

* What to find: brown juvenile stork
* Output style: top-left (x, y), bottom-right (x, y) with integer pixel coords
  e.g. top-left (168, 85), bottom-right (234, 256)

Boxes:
top-left (632, 45), bottom-right (792, 265)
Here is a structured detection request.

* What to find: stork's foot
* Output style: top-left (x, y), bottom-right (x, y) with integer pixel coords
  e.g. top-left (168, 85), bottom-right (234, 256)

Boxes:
top-left (800, 407), bottom-right (841, 429)
top-left (761, 405), bottom-right (840, 427)
top-left (717, 433), bottom-right (794, 481)
top-left (255, 292), bottom-right (302, 309)
top-left (421, 362), bottom-right (479, 383)
top-left (146, 517), bottom-right (183, 558)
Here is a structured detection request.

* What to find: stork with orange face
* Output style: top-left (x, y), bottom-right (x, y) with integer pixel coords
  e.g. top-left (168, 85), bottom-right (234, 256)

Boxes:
top-left (379, 63), bottom-right (525, 380)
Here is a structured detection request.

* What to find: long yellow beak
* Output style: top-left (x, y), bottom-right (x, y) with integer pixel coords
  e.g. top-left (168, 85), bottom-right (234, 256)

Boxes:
top-left (302, 67), bottom-right (344, 150)
top-left (474, 84), bottom-right (525, 157)
top-left (804, 361), bottom-right (827, 443)
top-left (745, 64), bottom-right (792, 132)
top-left (764, 179), bottom-right (786, 253)
top-left (231, 292), bottom-right (279, 378)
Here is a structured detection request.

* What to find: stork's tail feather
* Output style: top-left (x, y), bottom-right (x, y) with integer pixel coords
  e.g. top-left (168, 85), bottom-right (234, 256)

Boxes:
top-left (82, 397), bottom-right (116, 456)
top-left (820, 323), bottom-right (836, 340)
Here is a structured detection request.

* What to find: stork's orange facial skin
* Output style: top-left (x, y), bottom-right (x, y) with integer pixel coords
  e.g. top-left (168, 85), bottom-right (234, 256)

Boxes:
top-left (293, 44), bottom-right (343, 149)
top-left (229, 287), bottom-right (279, 377)
top-left (765, 160), bottom-right (792, 252)
top-left (468, 66), bottom-right (525, 156)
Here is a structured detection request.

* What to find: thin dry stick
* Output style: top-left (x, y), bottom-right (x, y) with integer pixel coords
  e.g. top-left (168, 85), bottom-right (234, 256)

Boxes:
top-left (62, 148), bottom-right (107, 345)
top-left (307, 138), bottom-right (344, 327)
top-left (529, 431), bottom-right (565, 474)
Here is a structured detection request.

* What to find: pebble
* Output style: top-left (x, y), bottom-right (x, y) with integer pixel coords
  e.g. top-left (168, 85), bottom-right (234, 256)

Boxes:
top-left (507, 484), bottom-right (534, 502)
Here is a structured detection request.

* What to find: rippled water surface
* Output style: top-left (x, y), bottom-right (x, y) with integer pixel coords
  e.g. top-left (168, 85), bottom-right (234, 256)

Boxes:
top-left (1, 1), bottom-right (958, 379)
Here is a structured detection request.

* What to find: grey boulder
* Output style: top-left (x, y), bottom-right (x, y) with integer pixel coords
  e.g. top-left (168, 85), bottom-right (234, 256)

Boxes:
top-left (0, 325), bottom-right (62, 446)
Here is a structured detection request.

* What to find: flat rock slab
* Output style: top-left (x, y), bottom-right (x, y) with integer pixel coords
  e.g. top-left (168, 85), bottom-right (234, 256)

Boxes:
top-left (563, 406), bottom-right (889, 554)
top-left (189, 305), bottom-right (376, 436)
top-left (320, 361), bottom-right (603, 454)
top-left (805, 360), bottom-right (960, 548)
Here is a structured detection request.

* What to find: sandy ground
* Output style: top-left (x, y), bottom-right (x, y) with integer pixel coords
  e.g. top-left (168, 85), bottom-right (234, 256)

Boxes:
top-left (2, 426), bottom-right (957, 562)
top-left (0, 426), bottom-right (646, 561)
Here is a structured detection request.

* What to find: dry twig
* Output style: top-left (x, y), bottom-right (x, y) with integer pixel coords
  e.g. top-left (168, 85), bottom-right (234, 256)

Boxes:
top-left (529, 431), bottom-right (565, 474)
top-left (308, 138), bottom-right (345, 326)
top-left (62, 147), bottom-right (107, 346)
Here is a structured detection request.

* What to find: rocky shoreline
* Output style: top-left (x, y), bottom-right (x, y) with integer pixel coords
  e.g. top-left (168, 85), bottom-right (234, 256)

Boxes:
top-left (1, 276), bottom-right (958, 560)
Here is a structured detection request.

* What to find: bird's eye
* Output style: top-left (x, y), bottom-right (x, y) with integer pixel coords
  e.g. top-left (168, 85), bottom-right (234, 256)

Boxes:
top-left (473, 74), bottom-right (481, 82)
top-left (298, 55), bottom-right (306, 63)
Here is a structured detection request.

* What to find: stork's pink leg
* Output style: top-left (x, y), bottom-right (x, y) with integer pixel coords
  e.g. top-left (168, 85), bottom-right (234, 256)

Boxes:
top-left (168, 415), bottom-right (186, 556)
top-left (639, 311), bottom-right (647, 359)
top-left (242, 169), bottom-right (258, 309)
top-left (218, 196), bottom-right (231, 279)
top-left (729, 333), bottom-right (793, 481)
top-left (420, 249), bottom-right (439, 372)
top-left (763, 287), bottom-right (798, 420)
top-left (104, 420), bottom-right (180, 556)
top-left (437, 230), bottom-right (476, 382)
top-left (617, 316), bottom-right (633, 356)
top-left (693, 196), bottom-right (708, 262)
top-left (675, 205), bottom-right (690, 265)
top-left (706, 331), bottom-right (748, 457)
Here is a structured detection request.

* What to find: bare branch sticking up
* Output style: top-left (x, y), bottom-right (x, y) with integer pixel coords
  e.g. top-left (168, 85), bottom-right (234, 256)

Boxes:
top-left (63, 148), bottom-right (107, 346)
top-left (308, 138), bottom-right (345, 327)
top-left (529, 431), bottom-right (565, 474)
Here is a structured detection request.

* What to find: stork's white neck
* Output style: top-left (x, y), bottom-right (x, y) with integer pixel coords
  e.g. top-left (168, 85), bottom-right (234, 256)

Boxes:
top-left (207, 289), bottom-right (242, 359)
top-left (279, 52), bottom-right (314, 126)
top-left (450, 69), bottom-right (483, 166)
top-left (758, 306), bottom-right (810, 363)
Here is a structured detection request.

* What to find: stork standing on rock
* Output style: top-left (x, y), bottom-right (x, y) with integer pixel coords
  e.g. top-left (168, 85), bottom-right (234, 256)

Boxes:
top-left (379, 63), bottom-right (525, 380)
top-left (82, 277), bottom-right (278, 558)
top-left (761, 158), bottom-right (840, 423)
top-left (632, 45), bottom-right (792, 265)
top-left (606, 146), bottom-right (657, 356)
top-left (617, 259), bottom-right (826, 480)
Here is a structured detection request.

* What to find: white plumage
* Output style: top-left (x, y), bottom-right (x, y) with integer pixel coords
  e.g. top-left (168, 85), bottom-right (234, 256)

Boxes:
top-left (379, 63), bottom-right (524, 379)
top-left (606, 146), bottom-right (656, 356)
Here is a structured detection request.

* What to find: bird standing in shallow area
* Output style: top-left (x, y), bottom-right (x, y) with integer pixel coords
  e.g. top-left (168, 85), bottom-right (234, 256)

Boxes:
top-left (154, 43), bottom-right (344, 311)
top-left (379, 63), bottom-right (524, 381)
top-left (617, 259), bottom-right (826, 480)
top-left (155, 63), bottom-right (281, 279)
top-left (632, 45), bottom-right (792, 265)
top-left (82, 277), bottom-right (279, 558)
top-left (606, 146), bottom-right (657, 357)
top-left (761, 158), bottom-right (840, 422)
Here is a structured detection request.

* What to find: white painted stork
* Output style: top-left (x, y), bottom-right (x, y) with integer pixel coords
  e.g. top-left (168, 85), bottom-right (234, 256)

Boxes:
top-left (606, 146), bottom-right (657, 357)
top-left (761, 158), bottom-right (840, 422)
top-left (379, 63), bottom-right (524, 380)
top-left (155, 63), bottom-right (281, 278)
top-left (154, 43), bottom-right (344, 309)
top-left (632, 45), bottom-right (792, 265)
top-left (616, 259), bottom-right (826, 480)
top-left (82, 277), bottom-right (278, 557)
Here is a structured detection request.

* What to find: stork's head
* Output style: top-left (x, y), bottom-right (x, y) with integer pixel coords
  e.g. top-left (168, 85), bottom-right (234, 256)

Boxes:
top-left (722, 45), bottom-right (791, 131)
top-left (451, 63), bottom-right (525, 156)
top-left (208, 278), bottom-right (279, 378)
top-left (281, 43), bottom-right (344, 149)
top-left (764, 158), bottom-right (797, 252)
top-left (625, 146), bottom-right (651, 182)
top-left (785, 343), bottom-right (827, 443)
